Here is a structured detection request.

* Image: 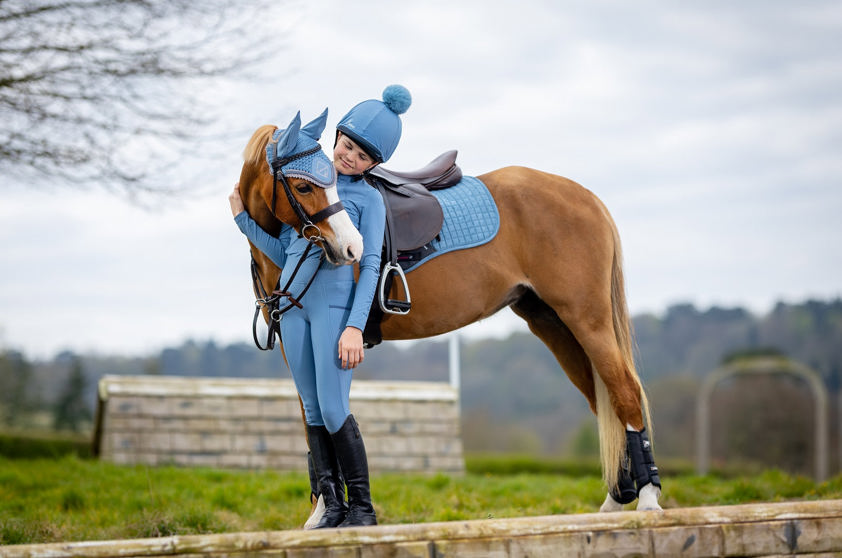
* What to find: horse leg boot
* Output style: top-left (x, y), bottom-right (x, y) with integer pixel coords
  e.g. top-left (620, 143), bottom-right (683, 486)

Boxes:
top-left (627, 428), bottom-right (662, 511)
top-left (599, 455), bottom-right (637, 512)
top-left (331, 415), bottom-right (377, 527)
top-left (305, 425), bottom-right (348, 529)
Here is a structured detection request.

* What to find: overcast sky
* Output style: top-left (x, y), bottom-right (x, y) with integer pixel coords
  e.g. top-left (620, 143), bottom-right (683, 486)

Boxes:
top-left (2, 1), bottom-right (841, 359)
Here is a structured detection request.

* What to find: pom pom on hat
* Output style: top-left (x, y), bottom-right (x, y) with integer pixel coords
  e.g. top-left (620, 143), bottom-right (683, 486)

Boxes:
top-left (382, 84), bottom-right (411, 115)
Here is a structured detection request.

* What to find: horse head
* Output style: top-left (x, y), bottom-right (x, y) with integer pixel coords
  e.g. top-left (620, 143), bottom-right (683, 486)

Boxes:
top-left (239, 109), bottom-right (363, 266)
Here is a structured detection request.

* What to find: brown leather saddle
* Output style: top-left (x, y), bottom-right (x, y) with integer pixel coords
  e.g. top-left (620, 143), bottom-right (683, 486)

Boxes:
top-left (362, 150), bottom-right (462, 346)
top-left (368, 150), bottom-right (461, 251)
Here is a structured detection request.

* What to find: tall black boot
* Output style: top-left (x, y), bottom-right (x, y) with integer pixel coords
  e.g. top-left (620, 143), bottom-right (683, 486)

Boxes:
top-left (305, 424), bottom-right (347, 529)
top-left (331, 415), bottom-right (377, 527)
top-left (307, 452), bottom-right (319, 505)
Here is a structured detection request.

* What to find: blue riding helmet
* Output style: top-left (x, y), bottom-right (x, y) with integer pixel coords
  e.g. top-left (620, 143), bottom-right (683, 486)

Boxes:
top-left (336, 85), bottom-right (412, 163)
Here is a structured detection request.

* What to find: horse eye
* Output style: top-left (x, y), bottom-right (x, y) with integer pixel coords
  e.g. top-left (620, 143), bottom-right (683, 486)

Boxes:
top-left (295, 183), bottom-right (313, 194)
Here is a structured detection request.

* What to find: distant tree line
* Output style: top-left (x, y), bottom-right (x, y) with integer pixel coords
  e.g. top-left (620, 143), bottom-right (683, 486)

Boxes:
top-left (2, 298), bottom-right (841, 476)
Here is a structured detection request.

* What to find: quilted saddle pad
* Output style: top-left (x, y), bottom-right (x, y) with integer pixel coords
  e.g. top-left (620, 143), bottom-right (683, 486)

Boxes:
top-left (402, 175), bottom-right (500, 273)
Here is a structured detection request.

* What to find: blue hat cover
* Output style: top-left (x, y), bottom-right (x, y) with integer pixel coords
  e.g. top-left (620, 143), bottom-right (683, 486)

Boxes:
top-left (266, 109), bottom-right (336, 188)
top-left (336, 85), bottom-right (412, 163)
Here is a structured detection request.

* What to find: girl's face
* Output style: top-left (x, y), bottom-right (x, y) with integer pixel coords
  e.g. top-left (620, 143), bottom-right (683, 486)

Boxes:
top-left (334, 133), bottom-right (377, 175)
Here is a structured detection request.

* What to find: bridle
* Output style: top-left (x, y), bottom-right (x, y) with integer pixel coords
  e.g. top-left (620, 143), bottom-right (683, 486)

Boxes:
top-left (250, 146), bottom-right (345, 350)
top-left (269, 145), bottom-right (344, 242)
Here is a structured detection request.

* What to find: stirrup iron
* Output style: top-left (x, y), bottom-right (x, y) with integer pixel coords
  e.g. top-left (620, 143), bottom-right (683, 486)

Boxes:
top-left (379, 262), bottom-right (411, 315)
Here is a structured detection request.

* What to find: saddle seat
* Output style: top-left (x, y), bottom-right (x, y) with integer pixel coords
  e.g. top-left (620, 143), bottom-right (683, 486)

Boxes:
top-left (370, 149), bottom-right (462, 190)
top-left (366, 150), bottom-right (462, 252)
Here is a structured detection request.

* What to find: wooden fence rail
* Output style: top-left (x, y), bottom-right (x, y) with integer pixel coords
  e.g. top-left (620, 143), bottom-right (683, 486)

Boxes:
top-left (3, 499), bottom-right (841, 557)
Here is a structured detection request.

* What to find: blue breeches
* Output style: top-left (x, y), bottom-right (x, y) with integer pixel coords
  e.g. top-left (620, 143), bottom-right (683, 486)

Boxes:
top-left (281, 276), bottom-right (355, 434)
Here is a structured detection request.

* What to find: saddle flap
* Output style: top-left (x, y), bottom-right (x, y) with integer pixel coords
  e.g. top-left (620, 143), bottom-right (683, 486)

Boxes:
top-left (378, 182), bottom-right (444, 251)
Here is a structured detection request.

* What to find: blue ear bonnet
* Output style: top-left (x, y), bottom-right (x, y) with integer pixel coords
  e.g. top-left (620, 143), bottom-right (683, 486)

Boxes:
top-left (266, 109), bottom-right (336, 188)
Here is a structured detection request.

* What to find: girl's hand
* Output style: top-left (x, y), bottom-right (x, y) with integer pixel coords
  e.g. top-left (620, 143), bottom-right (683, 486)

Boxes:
top-left (228, 183), bottom-right (245, 217)
top-left (338, 326), bottom-right (364, 369)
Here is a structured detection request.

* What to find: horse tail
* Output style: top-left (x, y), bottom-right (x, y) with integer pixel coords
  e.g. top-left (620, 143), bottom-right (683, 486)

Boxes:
top-left (595, 209), bottom-right (652, 490)
top-left (242, 124), bottom-right (278, 167)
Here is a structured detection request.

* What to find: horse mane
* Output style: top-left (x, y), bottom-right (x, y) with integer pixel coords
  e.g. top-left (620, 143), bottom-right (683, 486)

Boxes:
top-left (239, 124), bottom-right (284, 239)
top-left (243, 125), bottom-right (278, 167)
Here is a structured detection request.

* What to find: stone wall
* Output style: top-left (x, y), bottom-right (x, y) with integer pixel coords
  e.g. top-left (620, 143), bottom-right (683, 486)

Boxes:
top-left (94, 375), bottom-right (464, 474)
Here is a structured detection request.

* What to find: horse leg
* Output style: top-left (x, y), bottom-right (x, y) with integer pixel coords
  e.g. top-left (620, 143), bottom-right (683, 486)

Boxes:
top-left (523, 261), bottom-right (659, 508)
top-left (297, 393), bottom-right (328, 529)
top-left (511, 291), bottom-right (653, 511)
top-left (565, 312), bottom-right (661, 511)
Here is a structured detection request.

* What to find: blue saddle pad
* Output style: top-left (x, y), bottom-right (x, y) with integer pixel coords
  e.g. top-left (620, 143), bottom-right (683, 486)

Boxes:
top-left (402, 176), bottom-right (499, 273)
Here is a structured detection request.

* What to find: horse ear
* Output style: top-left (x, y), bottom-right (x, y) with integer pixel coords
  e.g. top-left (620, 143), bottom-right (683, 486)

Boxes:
top-left (301, 108), bottom-right (328, 141)
top-left (275, 111), bottom-right (302, 157)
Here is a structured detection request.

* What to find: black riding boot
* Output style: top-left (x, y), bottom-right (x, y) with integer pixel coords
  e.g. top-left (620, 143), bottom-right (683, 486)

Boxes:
top-left (305, 424), bottom-right (348, 529)
top-left (307, 452), bottom-right (319, 505)
top-left (331, 415), bottom-right (377, 527)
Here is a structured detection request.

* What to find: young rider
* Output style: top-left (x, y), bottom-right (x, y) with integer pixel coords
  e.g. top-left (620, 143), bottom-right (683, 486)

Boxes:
top-left (228, 85), bottom-right (411, 528)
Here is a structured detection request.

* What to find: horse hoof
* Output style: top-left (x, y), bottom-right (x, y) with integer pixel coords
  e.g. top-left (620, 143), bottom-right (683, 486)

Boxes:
top-left (637, 504), bottom-right (664, 511)
top-left (599, 492), bottom-right (625, 513)
top-left (636, 483), bottom-right (662, 512)
top-left (303, 494), bottom-right (326, 529)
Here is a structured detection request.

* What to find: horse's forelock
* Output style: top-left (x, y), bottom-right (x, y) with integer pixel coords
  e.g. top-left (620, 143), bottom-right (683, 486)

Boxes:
top-left (243, 125), bottom-right (278, 167)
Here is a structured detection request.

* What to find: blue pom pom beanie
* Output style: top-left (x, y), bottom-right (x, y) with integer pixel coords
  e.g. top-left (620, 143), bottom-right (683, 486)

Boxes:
top-left (336, 85), bottom-right (411, 163)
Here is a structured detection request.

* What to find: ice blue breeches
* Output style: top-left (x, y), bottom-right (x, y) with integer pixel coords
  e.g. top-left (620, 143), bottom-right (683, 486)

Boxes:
top-left (280, 275), bottom-right (355, 434)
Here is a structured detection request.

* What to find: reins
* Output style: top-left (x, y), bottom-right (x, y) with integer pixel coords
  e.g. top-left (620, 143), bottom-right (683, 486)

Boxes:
top-left (249, 146), bottom-right (343, 351)
top-left (250, 245), bottom-right (324, 350)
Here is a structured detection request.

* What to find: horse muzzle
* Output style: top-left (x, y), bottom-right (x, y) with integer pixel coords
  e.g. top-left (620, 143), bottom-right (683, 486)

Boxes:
top-left (321, 213), bottom-right (363, 266)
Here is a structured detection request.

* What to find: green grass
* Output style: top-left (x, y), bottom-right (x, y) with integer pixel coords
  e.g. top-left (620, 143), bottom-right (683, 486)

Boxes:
top-left (1, 455), bottom-right (840, 546)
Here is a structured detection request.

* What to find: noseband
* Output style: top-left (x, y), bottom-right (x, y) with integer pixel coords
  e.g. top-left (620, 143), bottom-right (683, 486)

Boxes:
top-left (250, 147), bottom-right (345, 350)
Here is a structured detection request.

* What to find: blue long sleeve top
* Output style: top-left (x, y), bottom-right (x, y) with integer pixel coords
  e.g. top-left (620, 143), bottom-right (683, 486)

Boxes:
top-left (234, 172), bottom-right (385, 331)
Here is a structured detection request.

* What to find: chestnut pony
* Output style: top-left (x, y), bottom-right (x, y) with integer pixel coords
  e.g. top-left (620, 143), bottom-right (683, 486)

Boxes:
top-left (238, 124), bottom-right (661, 513)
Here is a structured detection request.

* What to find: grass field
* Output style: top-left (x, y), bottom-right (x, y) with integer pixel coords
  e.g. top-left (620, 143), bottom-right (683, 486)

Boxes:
top-left (2, 454), bottom-right (841, 546)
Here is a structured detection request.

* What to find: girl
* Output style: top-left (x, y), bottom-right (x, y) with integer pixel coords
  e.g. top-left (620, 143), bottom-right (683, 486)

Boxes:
top-left (229, 85), bottom-right (411, 528)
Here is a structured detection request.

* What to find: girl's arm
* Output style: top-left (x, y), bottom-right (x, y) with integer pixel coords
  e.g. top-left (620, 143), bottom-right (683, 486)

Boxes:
top-left (229, 184), bottom-right (290, 269)
top-left (337, 190), bottom-right (386, 369)
top-left (346, 191), bottom-right (386, 331)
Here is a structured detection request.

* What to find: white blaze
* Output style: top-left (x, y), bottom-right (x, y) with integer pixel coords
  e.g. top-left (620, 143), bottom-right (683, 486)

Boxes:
top-left (324, 186), bottom-right (363, 263)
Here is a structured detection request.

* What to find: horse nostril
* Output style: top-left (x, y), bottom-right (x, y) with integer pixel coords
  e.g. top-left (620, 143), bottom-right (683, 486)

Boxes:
top-left (346, 246), bottom-right (358, 261)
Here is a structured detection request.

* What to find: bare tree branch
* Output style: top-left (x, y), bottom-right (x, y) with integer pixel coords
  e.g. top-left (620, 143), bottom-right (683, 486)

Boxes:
top-left (0, 0), bottom-right (286, 199)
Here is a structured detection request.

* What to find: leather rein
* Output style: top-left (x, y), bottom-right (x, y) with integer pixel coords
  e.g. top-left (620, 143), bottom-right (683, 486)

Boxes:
top-left (250, 146), bottom-right (345, 351)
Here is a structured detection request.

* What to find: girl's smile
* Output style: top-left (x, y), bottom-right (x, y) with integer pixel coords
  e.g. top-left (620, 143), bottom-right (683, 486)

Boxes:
top-left (334, 133), bottom-right (376, 175)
